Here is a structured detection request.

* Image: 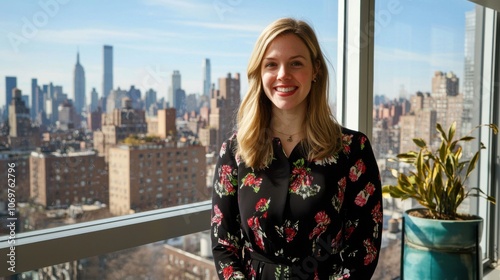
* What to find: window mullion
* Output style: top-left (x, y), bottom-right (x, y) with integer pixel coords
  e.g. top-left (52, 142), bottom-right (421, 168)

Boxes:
top-left (337, 0), bottom-right (375, 138)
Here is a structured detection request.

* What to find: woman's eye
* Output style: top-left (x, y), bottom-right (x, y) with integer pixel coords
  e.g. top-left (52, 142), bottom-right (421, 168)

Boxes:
top-left (265, 62), bottom-right (277, 68)
top-left (291, 61), bottom-right (303, 67)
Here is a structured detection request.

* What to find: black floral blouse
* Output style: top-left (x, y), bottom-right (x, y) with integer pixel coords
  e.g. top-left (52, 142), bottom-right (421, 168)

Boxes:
top-left (211, 127), bottom-right (383, 279)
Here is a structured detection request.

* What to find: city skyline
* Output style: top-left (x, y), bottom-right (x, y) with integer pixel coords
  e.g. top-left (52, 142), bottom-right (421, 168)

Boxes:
top-left (0, 0), bottom-right (474, 109)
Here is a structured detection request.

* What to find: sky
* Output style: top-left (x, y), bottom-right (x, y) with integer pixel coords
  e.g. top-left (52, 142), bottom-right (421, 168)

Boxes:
top-left (0, 0), bottom-right (475, 109)
top-left (373, 0), bottom-right (475, 99)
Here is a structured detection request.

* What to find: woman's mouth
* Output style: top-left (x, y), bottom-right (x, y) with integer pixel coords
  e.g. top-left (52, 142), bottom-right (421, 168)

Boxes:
top-left (274, 86), bottom-right (297, 96)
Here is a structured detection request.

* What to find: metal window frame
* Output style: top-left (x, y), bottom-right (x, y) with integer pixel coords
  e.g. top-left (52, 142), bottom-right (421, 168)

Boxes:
top-left (338, 0), bottom-right (500, 272)
top-left (473, 3), bottom-right (500, 269)
top-left (337, 0), bottom-right (375, 139)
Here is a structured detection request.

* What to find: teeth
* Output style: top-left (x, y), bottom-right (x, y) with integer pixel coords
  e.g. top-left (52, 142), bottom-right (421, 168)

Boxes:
top-left (276, 87), bottom-right (296, 93)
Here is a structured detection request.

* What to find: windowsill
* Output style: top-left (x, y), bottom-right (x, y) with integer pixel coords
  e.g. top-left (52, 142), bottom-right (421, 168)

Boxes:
top-left (0, 200), bottom-right (212, 277)
top-left (484, 264), bottom-right (500, 280)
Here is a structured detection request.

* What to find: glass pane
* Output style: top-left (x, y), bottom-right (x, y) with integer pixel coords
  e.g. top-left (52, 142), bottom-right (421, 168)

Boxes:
top-left (0, 0), bottom-right (338, 276)
top-left (372, 0), bottom-right (487, 278)
top-left (15, 231), bottom-right (218, 279)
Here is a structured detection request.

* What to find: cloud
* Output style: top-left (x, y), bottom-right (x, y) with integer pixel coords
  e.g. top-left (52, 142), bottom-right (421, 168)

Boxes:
top-left (121, 43), bottom-right (247, 58)
top-left (376, 46), bottom-right (463, 69)
top-left (142, 0), bottom-right (214, 17)
top-left (373, 46), bottom-right (466, 98)
top-left (170, 20), bottom-right (263, 33)
top-left (17, 27), bottom-right (212, 48)
top-left (28, 28), bottom-right (147, 46)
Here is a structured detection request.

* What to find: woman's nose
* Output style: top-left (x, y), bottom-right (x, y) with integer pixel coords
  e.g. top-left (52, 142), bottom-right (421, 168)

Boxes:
top-left (277, 65), bottom-right (290, 80)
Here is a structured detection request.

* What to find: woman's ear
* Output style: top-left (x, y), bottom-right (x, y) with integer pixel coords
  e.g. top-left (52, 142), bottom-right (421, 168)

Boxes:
top-left (313, 59), bottom-right (321, 79)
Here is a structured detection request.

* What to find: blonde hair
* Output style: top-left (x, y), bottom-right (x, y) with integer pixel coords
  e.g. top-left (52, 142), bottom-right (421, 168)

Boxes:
top-left (237, 17), bottom-right (342, 169)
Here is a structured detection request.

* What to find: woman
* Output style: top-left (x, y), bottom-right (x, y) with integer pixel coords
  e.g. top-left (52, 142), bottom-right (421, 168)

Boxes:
top-left (211, 18), bottom-right (382, 279)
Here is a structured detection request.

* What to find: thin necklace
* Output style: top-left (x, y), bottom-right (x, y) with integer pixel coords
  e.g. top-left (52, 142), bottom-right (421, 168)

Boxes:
top-left (271, 128), bottom-right (302, 142)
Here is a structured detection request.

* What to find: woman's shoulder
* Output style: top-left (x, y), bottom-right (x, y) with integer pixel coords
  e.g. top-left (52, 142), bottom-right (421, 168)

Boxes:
top-left (218, 131), bottom-right (238, 157)
top-left (340, 126), bottom-right (368, 138)
top-left (340, 127), bottom-right (370, 141)
top-left (339, 126), bottom-right (372, 154)
top-left (220, 131), bottom-right (238, 148)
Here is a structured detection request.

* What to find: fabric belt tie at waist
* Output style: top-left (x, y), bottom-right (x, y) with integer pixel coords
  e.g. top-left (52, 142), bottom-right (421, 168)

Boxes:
top-left (249, 251), bottom-right (294, 280)
top-left (249, 251), bottom-right (295, 266)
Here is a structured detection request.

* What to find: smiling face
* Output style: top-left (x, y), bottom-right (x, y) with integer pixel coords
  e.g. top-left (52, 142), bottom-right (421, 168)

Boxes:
top-left (261, 33), bottom-right (316, 113)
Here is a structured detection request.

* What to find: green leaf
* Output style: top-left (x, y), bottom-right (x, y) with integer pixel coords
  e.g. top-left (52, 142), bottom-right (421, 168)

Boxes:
top-left (487, 123), bottom-right (499, 134)
top-left (390, 169), bottom-right (399, 178)
top-left (465, 151), bottom-right (480, 179)
top-left (458, 136), bottom-right (475, 142)
top-left (448, 122), bottom-right (456, 143)
top-left (413, 138), bottom-right (427, 148)
top-left (399, 173), bottom-right (413, 188)
top-left (454, 146), bottom-right (463, 161)
top-left (438, 141), bottom-right (447, 162)
top-left (445, 155), bottom-right (455, 177)
top-left (436, 123), bottom-right (447, 141)
top-left (397, 152), bottom-right (418, 162)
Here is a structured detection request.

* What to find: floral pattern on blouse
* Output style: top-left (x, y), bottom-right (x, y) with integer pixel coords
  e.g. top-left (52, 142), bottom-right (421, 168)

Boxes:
top-left (275, 219), bottom-right (299, 243)
top-left (211, 128), bottom-right (383, 279)
top-left (289, 158), bottom-right (321, 199)
top-left (241, 173), bottom-right (263, 193)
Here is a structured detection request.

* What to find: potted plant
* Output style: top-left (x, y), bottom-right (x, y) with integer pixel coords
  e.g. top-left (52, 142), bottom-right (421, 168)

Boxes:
top-left (383, 122), bottom-right (498, 280)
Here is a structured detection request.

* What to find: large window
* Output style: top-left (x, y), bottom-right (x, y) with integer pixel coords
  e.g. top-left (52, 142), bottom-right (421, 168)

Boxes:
top-left (2, 0), bottom-right (499, 279)
top-left (368, 0), bottom-right (499, 277)
top-left (0, 0), bottom-right (337, 230)
top-left (0, 0), bottom-right (338, 278)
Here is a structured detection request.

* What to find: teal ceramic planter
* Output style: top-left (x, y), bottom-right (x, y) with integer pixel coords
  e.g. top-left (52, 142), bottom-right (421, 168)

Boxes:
top-left (402, 209), bottom-right (483, 280)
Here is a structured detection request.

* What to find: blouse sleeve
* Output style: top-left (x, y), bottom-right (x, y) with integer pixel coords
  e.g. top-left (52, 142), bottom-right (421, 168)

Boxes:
top-left (210, 137), bottom-right (246, 279)
top-left (337, 133), bottom-right (383, 279)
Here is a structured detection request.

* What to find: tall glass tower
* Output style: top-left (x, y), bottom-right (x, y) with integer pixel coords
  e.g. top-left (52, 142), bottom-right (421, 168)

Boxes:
top-left (171, 70), bottom-right (181, 108)
top-left (31, 78), bottom-right (38, 119)
top-left (5, 76), bottom-right (17, 108)
top-left (90, 88), bottom-right (99, 112)
top-left (462, 8), bottom-right (476, 156)
top-left (74, 52), bottom-right (86, 114)
top-left (202, 58), bottom-right (211, 97)
top-left (103, 45), bottom-right (113, 100)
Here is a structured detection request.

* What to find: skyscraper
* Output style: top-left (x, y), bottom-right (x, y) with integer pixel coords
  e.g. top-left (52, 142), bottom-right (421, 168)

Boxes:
top-left (431, 71), bottom-right (463, 137)
top-left (170, 70), bottom-right (181, 108)
top-left (462, 8), bottom-right (476, 155)
top-left (32, 82), bottom-right (44, 122)
top-left (103, 45), bottom-right (113, 99)
top-left (9, 88), bottom-right (30, 137)
top-left (90, 88), bottom-right (99, 112)
top-left (202, 58), bottom-right (211, 98)
top-left (209, 73), bottom-right (241, 151)
top-left (57, 100), bottom-right (78, 131)
top-left (31, 78), bottom-right (37, 119)
top-left (463, 9), bottom-right (475, 101)
top-left (175, 88), bottom-right (186, 116)
top-left (7, 87), bottom-right (40, 149)
top-left (431, 71), bottom-right (459, 97)
top-left (5, 76), bottom-right (17, 109)
top-left (145, 89), bottom-right (157, 112)
top-left (74, 51), bottom-right (86, 114)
